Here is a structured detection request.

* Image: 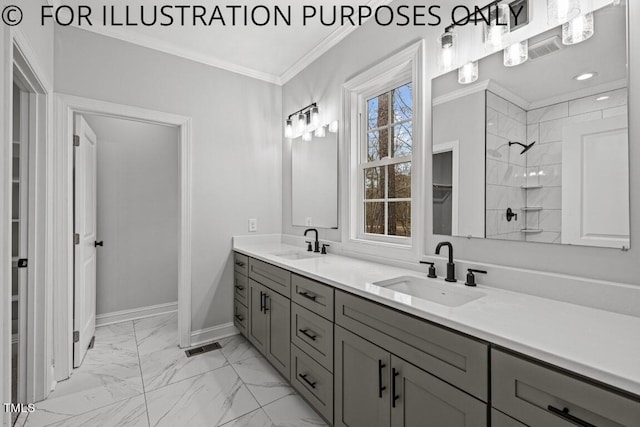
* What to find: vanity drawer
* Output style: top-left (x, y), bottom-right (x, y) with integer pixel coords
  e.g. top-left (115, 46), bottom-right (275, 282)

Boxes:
top-left (492, 349), bottom-right (640, 427)
top-left (292, 274), bottom-right (334, 321)
top-left (335, 290), bottom-right (488, 401)
top-left (291, 344), bottom-right (333, 424)
top-left (234, 273), bottom-right (248, 306)
top-left (233, 299), bottom-right (248, 337)
top-left (233, 252), bottom-right (249, 275)
top-left (249, 258), bottom-right (291, 297)
top-left (291, 302), bottom-right (333, 371)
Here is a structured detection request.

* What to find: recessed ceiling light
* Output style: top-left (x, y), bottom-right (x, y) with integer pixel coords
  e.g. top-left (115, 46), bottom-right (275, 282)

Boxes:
top-left (596, 95), bottom-right (610, 101)
top-left (574, 72), bottom-right (597, 81)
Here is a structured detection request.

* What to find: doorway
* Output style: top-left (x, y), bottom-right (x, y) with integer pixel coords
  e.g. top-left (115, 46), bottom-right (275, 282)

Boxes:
top-left (53, 95), bottom-right (193, 382)
top-left (72, 113), bottom-right (181, 367)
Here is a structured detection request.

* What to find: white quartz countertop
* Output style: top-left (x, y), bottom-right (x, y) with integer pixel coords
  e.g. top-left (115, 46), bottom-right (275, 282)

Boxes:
top-left (233, 240), bottom-right (640, 397)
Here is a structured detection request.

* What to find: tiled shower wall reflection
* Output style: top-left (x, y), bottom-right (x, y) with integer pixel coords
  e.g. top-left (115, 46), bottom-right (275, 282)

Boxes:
top-left (485, 88), bottom-right (628, 243)
top-left (486, 91), bottom-right (526, 241)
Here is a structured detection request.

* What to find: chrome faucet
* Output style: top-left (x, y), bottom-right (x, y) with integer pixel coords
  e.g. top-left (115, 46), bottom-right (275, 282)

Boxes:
top-left (304, 228), bottom-right (320, 253)
top-left (435, 241), bottom-right (456, 282)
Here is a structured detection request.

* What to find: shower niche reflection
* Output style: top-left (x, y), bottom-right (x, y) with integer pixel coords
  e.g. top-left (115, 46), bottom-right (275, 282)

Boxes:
top-left (431, 3), bottom-right (630, 249)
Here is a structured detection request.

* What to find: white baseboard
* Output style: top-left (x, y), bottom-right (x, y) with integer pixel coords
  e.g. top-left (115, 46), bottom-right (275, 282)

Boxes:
top-left (190, 323), bottom-right (239, 348)
top-left (96, 301), bottom-right (178, 327)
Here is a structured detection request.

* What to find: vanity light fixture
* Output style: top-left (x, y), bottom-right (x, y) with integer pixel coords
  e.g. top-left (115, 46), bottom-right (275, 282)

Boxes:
top-left (547, 0), bottom-right (580, 25)
top-left (458, 61), bottom-right (479, 84)
top-left (504, 40), bottom-right (528, 66)
top-left (284, 119), bottom-right (293, 138)
top-left (484, 4), bottom-right (510, 51)
top-left (439, 28), bottom-right (456, 72)
top-left (296, 112), bottom-right (307, 134)
top-left (574, 71), bottom-right (597, 81)
top-left (310, 106), bottom-right (320, 127)
top-left (562, 12), bottom-right (594, 45)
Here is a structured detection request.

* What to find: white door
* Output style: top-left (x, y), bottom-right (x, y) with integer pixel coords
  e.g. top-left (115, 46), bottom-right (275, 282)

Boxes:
top-left (73, 116), bottom-right (98, 367)
top-left (562, 115), bottom-right (629, 248)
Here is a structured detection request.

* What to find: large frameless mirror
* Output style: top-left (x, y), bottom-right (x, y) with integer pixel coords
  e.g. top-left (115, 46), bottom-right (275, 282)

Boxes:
top-left (432, 2), bottom-right (629, 249)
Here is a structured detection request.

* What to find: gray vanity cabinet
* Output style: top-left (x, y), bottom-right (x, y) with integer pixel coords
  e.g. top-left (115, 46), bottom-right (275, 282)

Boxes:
top-left (391, 356), bottom-right (487, 427)
top-left (335, 325), bottom-right (486, 427)
top-left (335, 325), bottom-right (390, 427)
top-left (491, 349), bottom-right (640, 427)
top-left (233, 253), bottom-right (249, 338)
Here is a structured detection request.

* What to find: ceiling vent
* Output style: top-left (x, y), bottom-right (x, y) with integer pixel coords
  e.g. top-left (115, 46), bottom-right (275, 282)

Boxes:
top-left (528, 36), bottom-right (563, 60)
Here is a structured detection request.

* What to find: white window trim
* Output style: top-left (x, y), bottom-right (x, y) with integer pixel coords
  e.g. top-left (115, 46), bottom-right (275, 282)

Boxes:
top-left (341, 40), bottom-right (425, 260)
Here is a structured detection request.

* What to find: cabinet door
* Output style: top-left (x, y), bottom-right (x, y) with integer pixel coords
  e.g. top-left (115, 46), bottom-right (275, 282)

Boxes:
top-left (335, 326), bottom-right (390, 427)
top-left (391, 356), bottom-right (487, 427)
top-left (248, 279), bottom-right (267, 355)
top-left (264, 289), bottom-right (291, 380)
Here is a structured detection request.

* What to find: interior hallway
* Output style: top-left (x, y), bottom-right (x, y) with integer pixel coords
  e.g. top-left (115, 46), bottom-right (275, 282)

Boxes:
top-left (19, 313), bottom-right (326, 427)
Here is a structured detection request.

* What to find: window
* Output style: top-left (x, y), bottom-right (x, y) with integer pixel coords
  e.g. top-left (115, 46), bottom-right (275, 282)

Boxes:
top-left (342, 41), bottom-right (423, 253)
top-left (361, 82), bottom-right (413, 239)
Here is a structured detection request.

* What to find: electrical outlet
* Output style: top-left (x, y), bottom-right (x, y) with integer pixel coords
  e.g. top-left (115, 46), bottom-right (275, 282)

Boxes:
top-left (305, 217), bottom-right (312, 226)
top-left (248, 218), bottom-right (257, 232)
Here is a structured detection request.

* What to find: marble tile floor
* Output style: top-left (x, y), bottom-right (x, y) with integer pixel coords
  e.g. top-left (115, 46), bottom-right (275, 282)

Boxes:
top-left (18, 313), bottom-right (327, 427)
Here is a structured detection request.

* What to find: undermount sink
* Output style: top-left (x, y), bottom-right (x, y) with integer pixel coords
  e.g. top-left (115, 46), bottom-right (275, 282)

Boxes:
top-left (373, 276), bottom-right (485, 307)
top-left (272, 250), bottom-right (322, 261)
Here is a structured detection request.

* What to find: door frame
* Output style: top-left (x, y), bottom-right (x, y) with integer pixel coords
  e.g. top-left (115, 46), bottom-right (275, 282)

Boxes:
top-left (52, 94), bottom-right (193, 381)
top-left (433, 140), bottom-right (459, 236)
top-left (1, 27), bottom-right (52, 425)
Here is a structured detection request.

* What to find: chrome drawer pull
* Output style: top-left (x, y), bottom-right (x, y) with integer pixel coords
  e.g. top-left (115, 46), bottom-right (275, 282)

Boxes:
top-left (299, 373), bottom-right (316, 389)
top-left (547, 406), bottom-right (596, 427)
top-left (299, 328), bottom-right (317, 341)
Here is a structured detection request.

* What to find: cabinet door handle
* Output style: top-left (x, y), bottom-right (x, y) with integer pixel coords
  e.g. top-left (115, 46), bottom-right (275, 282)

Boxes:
top-left (392, 368), bottom-right (400, 408)
top-left (298, 291), bottom-right (317, 301)
top-left (299, 373), bottom-right (316, 389)
top-left (299, 328), bottom-right (317, 341)
top-left (263, 294), bottom-right (269, 313)
top-left (547, 406), bottom-right (596, 427)
top-left (378, 360), bottom-right (386, 398)
top-left (234, 314), bottom-right (244, 322)
top-left (235, 261), bottom-right (245, 267)
top-left (259, 291), bottom-right (264, 312)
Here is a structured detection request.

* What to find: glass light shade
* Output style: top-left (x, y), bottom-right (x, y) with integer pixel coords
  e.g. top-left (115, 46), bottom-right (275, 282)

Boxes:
top-left (314, 126), bottom-right (326, 138)
top-left (284, 119), bottom-right (293, 138)
top-left (458, 61), bottom-right (479, 85)
top-left (485, 4), bottom-right (509, 51)
top-left (504, 40), bottom-right (529, 67)
top-left (562, 13), bottom-right (594, 45)
top-left (328, 120), bottom-right (339, 133)
top-left (302, 132), bottom-right (312, 142)
top-left (439, 30), bottom-right (456, 72)
top-left (547, 0), bottom-right (580, 25)
top-left (310, 106), bottom-right (320, 127)
top-left (296, 112), bottom-right (306, 133)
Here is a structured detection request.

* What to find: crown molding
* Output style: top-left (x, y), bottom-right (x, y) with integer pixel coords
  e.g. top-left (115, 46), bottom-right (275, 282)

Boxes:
top-left (279, 0), bottom-right (394, 85)
top-left (48, 0), bottom-right (394, 86)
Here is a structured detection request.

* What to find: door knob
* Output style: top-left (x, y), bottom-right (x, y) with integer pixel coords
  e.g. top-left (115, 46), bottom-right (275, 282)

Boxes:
top-left (94, 241), bottom-right (104, 247)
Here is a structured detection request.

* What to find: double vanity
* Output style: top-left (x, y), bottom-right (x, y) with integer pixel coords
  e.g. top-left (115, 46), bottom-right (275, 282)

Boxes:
top-left (232, 238), bottom-right (640, 426)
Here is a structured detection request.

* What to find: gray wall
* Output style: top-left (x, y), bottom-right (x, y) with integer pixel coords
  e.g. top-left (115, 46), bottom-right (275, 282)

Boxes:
top-left (55, 27), bottom-right (283, 331)
top-left (83, 115), bottom-right (179, 316)
top-left (282, 0), bottom-right (640, 287)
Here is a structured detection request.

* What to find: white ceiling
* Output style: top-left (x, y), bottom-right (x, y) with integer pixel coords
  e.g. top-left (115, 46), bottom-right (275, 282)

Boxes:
top-left (54, 0), bottom-right (389, 84)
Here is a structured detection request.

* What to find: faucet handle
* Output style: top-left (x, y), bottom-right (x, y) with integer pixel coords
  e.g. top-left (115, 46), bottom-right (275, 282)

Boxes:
top-left (465, 269), bottom-right (487, 287)
top-left (419, 261), bottom-right (437, 278)
top-left (321, 244), bottom-right (330, 255)
top-left (305, 241), bottom-right (313, 252)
